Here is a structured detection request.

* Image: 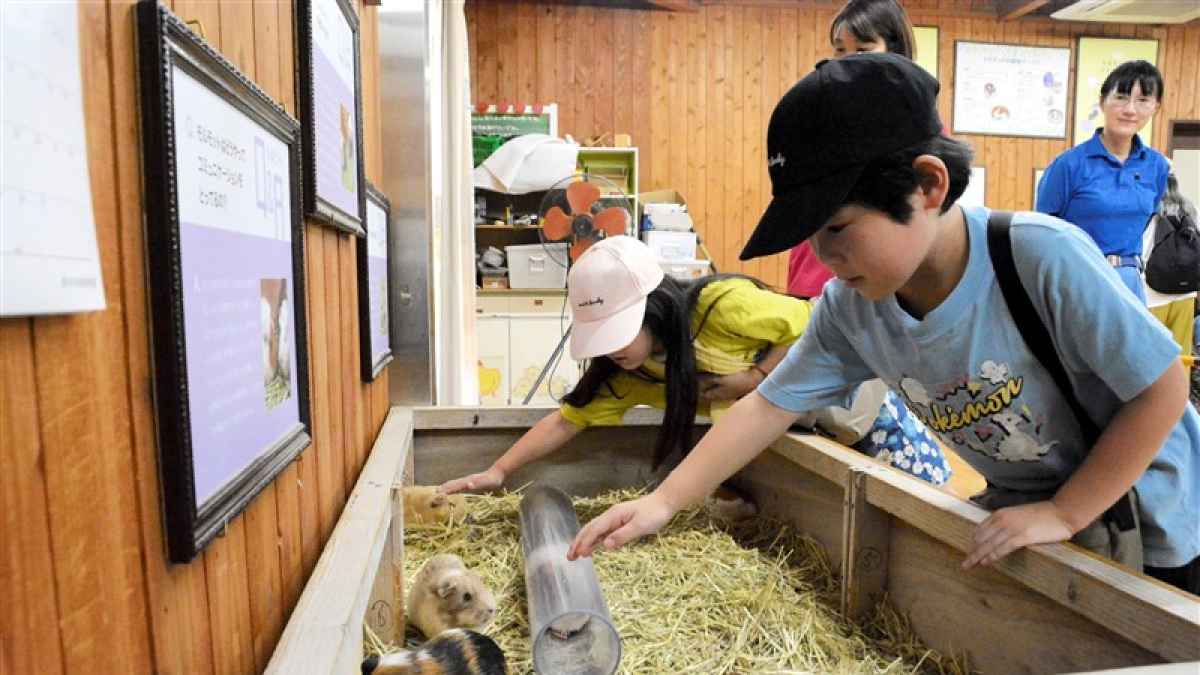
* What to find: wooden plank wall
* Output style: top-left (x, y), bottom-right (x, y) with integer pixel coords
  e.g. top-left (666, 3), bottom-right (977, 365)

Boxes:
top-left (0, 1), bottom-right (392, 673)
top-left (465, 0), bottom-right (1200, 289)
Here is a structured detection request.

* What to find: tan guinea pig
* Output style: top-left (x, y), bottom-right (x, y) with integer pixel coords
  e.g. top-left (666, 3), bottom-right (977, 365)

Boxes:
top-left (408, 554), bottom-right (497, 639)
top-left (361, 628), bottom-right (506, 675)
top-left (403, 486), bottom-right (466, 526)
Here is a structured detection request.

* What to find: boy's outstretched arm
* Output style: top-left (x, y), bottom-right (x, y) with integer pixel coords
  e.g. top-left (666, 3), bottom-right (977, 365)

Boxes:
top-left (567, 392), bottom-right (801, 559)
top-left (963, 360), bottom-right (1190, 569)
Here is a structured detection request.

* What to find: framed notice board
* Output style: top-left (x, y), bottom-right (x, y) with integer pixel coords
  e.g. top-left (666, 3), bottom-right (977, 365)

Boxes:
top-left (952, 41), bottom-right (1071, 139)
top-left (137, 0), bottom-right (312, 563)
top-left (1072, 36), bottom-right (1160, 147)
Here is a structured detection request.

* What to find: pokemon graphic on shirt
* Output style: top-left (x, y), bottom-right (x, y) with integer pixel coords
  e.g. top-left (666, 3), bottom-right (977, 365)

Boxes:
top-left (895, 360), bottom-right (1056, 463)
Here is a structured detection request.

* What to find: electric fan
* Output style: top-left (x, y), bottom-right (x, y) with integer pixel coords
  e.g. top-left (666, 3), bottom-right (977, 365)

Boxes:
top-left (520, 173), bottom-right (634, 405)
top-left (537, 173), bottom-right (634, 268)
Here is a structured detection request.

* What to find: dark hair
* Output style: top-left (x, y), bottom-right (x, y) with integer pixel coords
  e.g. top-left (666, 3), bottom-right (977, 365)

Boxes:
top-left (841, 135), bottom-right (975, 223)
top-left (562, 275), bottom-right (697, 469)
top-left (829, 0), bottom-right (915, 59)
top-left (562, 273), bottom-right (773, 469)
top-left (1099, 60), bottom-right (1164, 101)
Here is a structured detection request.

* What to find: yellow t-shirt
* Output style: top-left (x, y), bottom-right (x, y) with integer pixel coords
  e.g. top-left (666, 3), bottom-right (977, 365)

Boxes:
top-left (559, 278), bottom-right (811, 427)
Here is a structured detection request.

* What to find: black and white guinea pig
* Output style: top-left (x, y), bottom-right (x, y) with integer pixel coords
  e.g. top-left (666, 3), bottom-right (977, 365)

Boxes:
top-left (361, 628), bottom-right (507, 675)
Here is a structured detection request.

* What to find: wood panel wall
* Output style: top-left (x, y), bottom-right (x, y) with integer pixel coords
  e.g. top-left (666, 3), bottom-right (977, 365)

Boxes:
top-left (465, 0), bottom-right (1200, 289)
top-left (1, 1), bottom-right (391, 673)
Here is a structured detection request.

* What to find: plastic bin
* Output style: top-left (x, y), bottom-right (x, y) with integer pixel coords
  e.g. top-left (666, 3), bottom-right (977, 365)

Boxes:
top-left (506, 243), bottom-right (569, 289)
top-left (658, 259), bottom-right (710, 281)
top-left (642, 231), bottom-right (697, 260)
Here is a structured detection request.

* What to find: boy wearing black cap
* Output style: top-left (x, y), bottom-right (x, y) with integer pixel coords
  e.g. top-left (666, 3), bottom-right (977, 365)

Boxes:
top-left (569, 53), bottom-right (1199, 594)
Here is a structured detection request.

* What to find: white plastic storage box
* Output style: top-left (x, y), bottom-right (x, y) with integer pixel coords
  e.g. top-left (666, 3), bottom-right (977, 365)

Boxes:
top-left (505, 243), bottom-right (569, 289)
top-left (642, 231), bottom-right (697, 260)
top-left (659, 259), bottom-right (711, 281)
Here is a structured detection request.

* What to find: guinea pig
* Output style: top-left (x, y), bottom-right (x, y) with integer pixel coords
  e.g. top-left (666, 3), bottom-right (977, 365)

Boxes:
top-left (403, 486), bottom-right (466, 526)
top-left (361, 628), bottom-right (507, 675)
top-left (408, 554), bottom-right (496, 639)
top-left (704, 484), bottom-right (759, 522)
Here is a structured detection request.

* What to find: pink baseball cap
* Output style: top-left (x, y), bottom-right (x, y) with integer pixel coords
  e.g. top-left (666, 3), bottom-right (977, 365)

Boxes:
top-left (568, 236), bottom-right (665, 360)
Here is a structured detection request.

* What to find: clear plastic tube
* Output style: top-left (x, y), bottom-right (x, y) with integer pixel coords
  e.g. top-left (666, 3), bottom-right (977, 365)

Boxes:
top-left (519, 485), bottom-right (622, 675)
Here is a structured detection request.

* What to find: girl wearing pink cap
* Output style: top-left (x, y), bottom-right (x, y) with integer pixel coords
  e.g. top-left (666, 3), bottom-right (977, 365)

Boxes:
top-left (441, 236), bottom-right (950, 497)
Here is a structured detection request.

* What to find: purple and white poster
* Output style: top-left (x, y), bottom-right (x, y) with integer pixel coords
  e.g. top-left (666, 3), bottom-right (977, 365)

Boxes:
top-left (311, 0), bottom-right (359, 221)
top-left (172, 64), bottom-right (302, 509)
top-left (365, 194), bottom-right (390, 366)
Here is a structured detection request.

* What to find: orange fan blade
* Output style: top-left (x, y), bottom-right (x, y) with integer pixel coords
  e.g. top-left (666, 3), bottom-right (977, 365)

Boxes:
top-left (593, 207), bottom-right (628, 237)
top-left (570, 238), bottom-right (596, 260)
top-left (566, 180), bottom-right (601, 215)
top-left (542, 206), bottom-right (572, 241)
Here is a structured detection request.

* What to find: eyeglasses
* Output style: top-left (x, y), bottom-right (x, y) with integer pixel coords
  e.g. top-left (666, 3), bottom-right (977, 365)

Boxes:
top-left (1105, 93), bottom-right (1158, 112)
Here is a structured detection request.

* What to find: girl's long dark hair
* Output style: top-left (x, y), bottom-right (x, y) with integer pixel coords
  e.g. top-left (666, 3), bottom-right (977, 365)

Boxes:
top-left (562, 273), bottom-right (772, 469)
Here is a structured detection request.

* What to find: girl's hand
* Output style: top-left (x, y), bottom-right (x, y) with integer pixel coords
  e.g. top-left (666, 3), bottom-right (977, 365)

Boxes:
top-left (567, 492), bottom-right (678, 560)
top-left (698, 368), bottom-right (763, 402)
top-left (438, 465), bottom-right (506, 495)
top-left (962, 500), bottom-right (1075, 569)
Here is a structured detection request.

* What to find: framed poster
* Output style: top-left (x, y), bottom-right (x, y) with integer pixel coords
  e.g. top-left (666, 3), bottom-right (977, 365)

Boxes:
top-left (358, 183), bottom-right (394, 380)
top-left (913, 26), bottom-right (939, 79)
top-left (1, 1), bottom-right (106, 316)
top-left (952, 41), bottom-right (1071, 139)
top-left (960, 167), bottom-right (987, 208)
top-left (298, 0), bottom-right (366, 236)
top-left (1072, 36), bottom-right (1159, 147)
top-left (1033, 167), bottom-right (1046, 209)
top-left (137, 1), bottom-right (312, 563)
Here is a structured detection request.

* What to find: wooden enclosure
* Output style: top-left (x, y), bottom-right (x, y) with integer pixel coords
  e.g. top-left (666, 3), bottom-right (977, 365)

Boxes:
top-left (465, 0), bottom-right (1200, 288)
top-left (270, 406), bottom-right (1200, 675)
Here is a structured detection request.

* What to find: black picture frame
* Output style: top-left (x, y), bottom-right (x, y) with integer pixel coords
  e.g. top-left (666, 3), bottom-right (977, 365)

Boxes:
top-left (358, 182), bottom-right (394, 381)
top-left (137, 1), bottom-right (312, 563)
top-left (296, 0), bottom-right (367, 237)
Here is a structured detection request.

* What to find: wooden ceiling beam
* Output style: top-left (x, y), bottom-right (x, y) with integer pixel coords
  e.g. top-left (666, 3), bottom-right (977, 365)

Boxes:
top-left (995, 0), bottom-right (1050, 20)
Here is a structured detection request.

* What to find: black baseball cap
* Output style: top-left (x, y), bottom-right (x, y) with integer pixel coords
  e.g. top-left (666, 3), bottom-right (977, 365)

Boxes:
top-left (739, 53), bottom-right (943, 261)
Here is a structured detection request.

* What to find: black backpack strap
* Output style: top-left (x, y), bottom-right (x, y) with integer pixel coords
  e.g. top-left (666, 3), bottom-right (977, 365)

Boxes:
top-left (985, 210), bottom-right (1135, 531)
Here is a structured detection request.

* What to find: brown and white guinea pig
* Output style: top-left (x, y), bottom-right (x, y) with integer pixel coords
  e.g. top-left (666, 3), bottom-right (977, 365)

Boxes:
top-left (408, 554), bottom-right (496, 638)
top-left (361, 628), bottom-right (507, 675)
top-left (403, 486), bottom-right (467, 526)
top-left (704, 484), bottom-right (759, 522)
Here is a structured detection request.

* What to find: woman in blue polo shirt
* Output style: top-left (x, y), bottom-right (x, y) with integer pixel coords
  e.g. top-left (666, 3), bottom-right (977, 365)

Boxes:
top-left (1037, 60), bottom-right (1170, 303)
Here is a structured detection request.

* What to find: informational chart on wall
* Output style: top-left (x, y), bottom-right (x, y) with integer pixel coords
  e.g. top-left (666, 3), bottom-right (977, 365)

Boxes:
top-left (300, 0), bottom-right (365, 235)
top-left (953, 41), bottom-right (1071, 139)
top-left (358, 184), bottom-right (394, 380)
top-left (914, 26), bottom-right (939, 79)
top-left (172, 65), bottom-right (304, 509)
top-left (139, 0), bottom-right (312, 563)
top-left (960, 167), bottom-right (987, 208)
top-left (1, 0), bottom-right (106, 316)
top-left (1073, 37), bottom-right (1159, 147)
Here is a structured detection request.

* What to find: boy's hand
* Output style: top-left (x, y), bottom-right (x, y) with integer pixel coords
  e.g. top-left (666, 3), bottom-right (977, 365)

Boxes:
top-left (567, 492), bottom-right (677, 560)
top-left (962, 500), bottom-right (1074, 569)
top-left (438, 465), bottom-right (506, 495)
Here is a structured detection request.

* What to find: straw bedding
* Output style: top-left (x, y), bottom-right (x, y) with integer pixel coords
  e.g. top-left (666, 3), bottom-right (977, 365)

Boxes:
top-left (366, 488), bottom-right (972, 675)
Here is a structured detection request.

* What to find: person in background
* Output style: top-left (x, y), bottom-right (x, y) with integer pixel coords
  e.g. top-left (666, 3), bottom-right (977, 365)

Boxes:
top-left (787, 0), bottom-right (916, 299)
top-left (1143, 172), bottom-right (1196, 379)
top-left (440, 236), bottom-right (952, 498)
top-left (1037, 60), bottom-right (1170, 303)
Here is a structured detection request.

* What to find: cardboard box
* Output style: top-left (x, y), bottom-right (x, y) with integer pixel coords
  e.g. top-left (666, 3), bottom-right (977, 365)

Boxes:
top-left (638, 189), bottom-right (687, 225)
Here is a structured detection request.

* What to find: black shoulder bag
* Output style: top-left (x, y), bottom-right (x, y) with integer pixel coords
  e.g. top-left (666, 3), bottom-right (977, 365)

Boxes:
top-left (1145, 211), bottom-right (1200, 294)
top-left (986, 211), bottom-right (1136, 532)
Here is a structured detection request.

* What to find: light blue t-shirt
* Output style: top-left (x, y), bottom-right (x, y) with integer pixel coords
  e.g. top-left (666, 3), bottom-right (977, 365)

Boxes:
top-left (760, 205), bottom-right (1200, 568)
